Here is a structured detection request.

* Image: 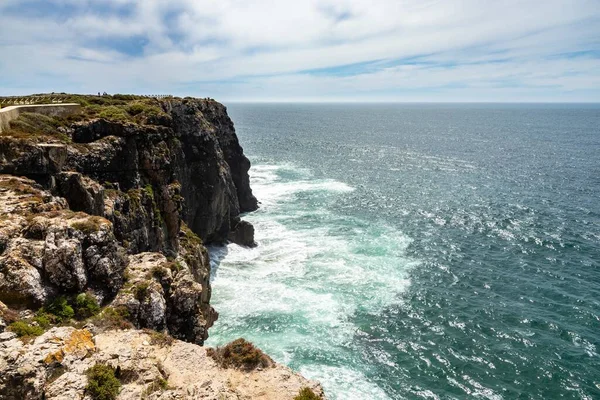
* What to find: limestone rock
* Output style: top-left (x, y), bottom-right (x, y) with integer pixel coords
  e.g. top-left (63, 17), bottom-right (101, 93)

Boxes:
top-left (111, 248), bottom-right (215, 345)
top-left (55, 172), bottom-right (104, 216)
top-left (0, 176), bottom-right (126, 306)
top-left (0, 328), bottom-right (325, 400)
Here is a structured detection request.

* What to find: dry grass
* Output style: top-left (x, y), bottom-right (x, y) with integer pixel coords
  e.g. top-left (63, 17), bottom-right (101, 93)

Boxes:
top-left (294, 387), bottom-right (322, 400)
top-left (0, 177), bottom-right (40, 195)
top-left (206, 338), bottom-right (273, 371)
top-left (1, 94), bottom-right (175, 141)
top-left (71, 216), bottom-right (107, 234)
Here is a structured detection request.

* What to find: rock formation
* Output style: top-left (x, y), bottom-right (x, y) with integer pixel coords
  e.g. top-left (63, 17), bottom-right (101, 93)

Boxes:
top-left (0, 327), bottom-right (324, 399)
top-left (0, 96), bottom-right (323, 399)
top-left (0, 97), bottom-right (258, 343)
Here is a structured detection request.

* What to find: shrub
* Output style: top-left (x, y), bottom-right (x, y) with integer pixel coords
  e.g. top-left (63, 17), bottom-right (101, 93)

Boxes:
top-left (3, 112), bottom-right (71, 142)
top-left (43, 296), bottom-right (75, 322)
top-left (162, 261), bottom-right (183, 275)
top-left (147, 330), bottom-right (174, 347)
top-left (91, 307), bottom-right (133, 331)
top-left (206, 338), bottom-right (272, 371)
top-left (149, 265), bottom-right (169, 280)
top-left (97, 106), bottom-right (130, 123)
top-left (127, 102), bottom-right (161, 117)
top-left (34, 312), bottom-right (53, 329)
top-left (75, 292), bottom-right (101, 319)
top-left (7, 321), bottom-right (45, 338)
top-left (86, 364), bottom-right (121, 400)
top-left (294, 387), bottom-right (322, 400)
top-left (134, 282), bottom-right (150, 302)
top-left (71, 217), bottom-right (104, 234)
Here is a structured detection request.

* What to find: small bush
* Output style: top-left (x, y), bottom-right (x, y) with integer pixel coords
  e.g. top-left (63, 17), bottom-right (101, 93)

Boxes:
top-left (127, 102), bottom-right (161, 117)
top-left (71, 217), bottom-right (104, 234)
top-left (162, 261), bottom-right (183, 275)
top-left (75, 292), bottom-right (101, 319)
top-left (147, 330), bottom-right (175, 347)
top-left (97, 106), bottom-right (130, 123)
top-left (34, 312), bottom-right (54, 329)
top-left (149, 265), bottom-right (169, 280)
top-left (86, 364), bottom-right (121, 400)
top-left (8, 321), bottom-right (45, 338)
top-left (294, 387), bottom-right (322, 400)
top-left (91, 307), bottom-right (133, 331)
top-left (134, 282), bottom-right (150, 302)
top-left (207, 338), bottom-right (273, 371)
top-left (43, 296), bottom-right (75, 322)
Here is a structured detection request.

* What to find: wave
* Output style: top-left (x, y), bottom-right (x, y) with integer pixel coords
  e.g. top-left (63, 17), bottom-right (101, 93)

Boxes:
top-left (207, 162), bottom-right (419, 400)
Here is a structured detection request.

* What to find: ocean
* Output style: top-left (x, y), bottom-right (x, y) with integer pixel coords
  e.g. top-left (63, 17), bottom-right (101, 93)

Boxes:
top-left (206, 103), bottom-right (600, 399)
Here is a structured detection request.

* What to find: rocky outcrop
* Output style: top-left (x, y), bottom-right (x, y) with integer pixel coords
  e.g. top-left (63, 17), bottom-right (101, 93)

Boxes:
top-left (0, 176), bottom-right (126, 307)
top-left (111, 248), bottom-right (216, 344)
top-left (0, 97), bottom-right (324, 399)
top-left (0, 327), bottom-right (324, 400)
top-left (0, 98), bottom-right (258, 248)
top-left (0, 97), bottom-right (257, 337)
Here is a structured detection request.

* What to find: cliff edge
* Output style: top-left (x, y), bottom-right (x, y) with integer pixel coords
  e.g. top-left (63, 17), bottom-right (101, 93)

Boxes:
top-left (0, 95), bottom-right (324, 399)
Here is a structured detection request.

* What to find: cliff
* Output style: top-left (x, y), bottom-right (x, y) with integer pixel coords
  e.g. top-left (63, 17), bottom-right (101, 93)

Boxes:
top-left (0, 95), bottom-right (323, 399)
top-left (0, 326), bottom-right (324, 399)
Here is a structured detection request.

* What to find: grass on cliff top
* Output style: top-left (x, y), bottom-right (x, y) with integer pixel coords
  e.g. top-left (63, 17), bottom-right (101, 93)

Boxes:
top-left (1, 112), bottom-right (72, 143)
top-left (44, 94), bottom-right (171, 125)
top-left (0, 94), bottom-right (191, 140)
top-left (207, 338), bottom-right (273, 371)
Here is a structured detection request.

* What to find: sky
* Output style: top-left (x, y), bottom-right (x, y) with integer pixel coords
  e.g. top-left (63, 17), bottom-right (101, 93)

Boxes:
top-left (1, 0), bottom-right (600, 102)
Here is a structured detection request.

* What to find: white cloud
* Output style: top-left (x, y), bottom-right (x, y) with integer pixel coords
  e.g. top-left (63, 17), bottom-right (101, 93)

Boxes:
top-left (0, 0), bottom-right (599, 101)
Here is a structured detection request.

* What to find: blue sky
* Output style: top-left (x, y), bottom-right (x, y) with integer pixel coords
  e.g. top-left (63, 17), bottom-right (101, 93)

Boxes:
top-left (1, 0), bottom-right (599, 102)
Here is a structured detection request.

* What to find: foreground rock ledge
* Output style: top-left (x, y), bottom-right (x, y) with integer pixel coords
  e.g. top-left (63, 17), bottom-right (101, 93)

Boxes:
top-left (0, 327), bottom-right (325, 400)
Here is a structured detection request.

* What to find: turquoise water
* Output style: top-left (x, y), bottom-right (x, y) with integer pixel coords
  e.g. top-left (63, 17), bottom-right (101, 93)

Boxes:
top-left (206, 104), bottom-right (600, 399)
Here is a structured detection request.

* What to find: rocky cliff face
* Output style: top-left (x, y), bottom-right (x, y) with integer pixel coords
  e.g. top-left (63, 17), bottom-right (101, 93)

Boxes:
top-left (0, 97), bottom-right (259, 344)
top-left (0, 97), bottom-right (327, 400)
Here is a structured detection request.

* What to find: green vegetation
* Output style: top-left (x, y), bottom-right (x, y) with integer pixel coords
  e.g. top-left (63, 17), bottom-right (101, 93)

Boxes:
top-left (75, 292), bottom-right (101, 319)
top-left (143, 184), bottom-right (154, 197)
top-left (97, 106), bottom-right (130, 122)
top-left (147, 330), bottom-right (175, 347)
top-left (294, 387), bottom-right (322, 400)
top-left (90, 307), bottom-right (133, 331)
top-left (134, 282), bottom-right (150, 302)
top-left (85, 364), bottom-right (121, 400)
top-left (7, 320), bottom-right (44, 338)
top-left (162, 260), bottom-right (183, 275)
top-left (2, 112), bottom-right (71, 142)
top-left (33, 312), bottom-right (53, 329)
top-left (1, 94), bottom-right (176, 141)
top-left (150, 265), bottom-right (169, 280)
top-left (42, 296), bottom-right (75, 322)
top-left (0, 177), bottom-right (41, 195)
top-left (206, 338), bottom-right (272, 371)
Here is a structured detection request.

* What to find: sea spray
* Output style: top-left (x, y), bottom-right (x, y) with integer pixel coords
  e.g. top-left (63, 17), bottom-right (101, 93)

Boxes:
top-left (207, 164), bottom-right (417, 399)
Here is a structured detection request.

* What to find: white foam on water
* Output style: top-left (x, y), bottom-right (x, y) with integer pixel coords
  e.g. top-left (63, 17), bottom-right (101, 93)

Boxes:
top-left (207, 163), bottom-right (418, 400)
